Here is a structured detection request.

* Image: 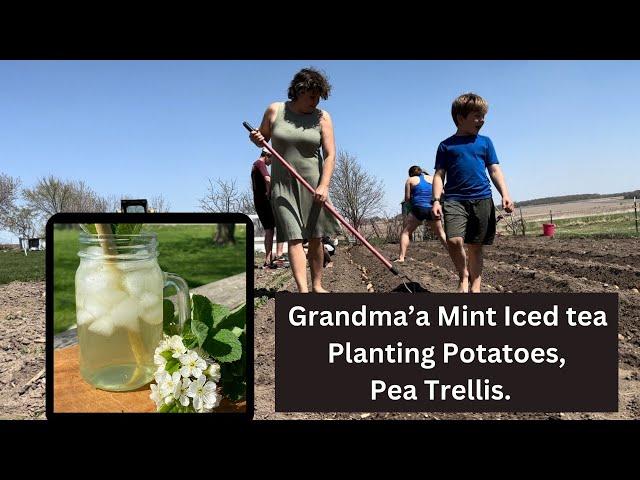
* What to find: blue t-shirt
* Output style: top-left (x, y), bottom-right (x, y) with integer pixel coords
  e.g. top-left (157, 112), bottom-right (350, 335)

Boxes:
top-left (411, 175), bottom-right (433, 208)
top-left (434, 134), bottom-right (499, 201)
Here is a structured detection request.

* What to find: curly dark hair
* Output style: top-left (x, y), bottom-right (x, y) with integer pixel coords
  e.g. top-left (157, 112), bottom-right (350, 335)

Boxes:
top-left (287, 67), bottom-right (332, 101)
top-left (408, 165), bottom-right (422, 177)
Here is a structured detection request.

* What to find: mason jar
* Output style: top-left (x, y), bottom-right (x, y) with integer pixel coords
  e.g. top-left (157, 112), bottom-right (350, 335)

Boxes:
top-left (75, 232), bottom-right (189, 391)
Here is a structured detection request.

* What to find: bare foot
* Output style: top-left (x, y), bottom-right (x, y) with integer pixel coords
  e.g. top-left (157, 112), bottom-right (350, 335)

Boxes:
top-left (312, 287), bottom-right (330, 293)
top-left (457, 277), bottom-right (469, 293)
top-left (394, 258), bottom-right (405, 263)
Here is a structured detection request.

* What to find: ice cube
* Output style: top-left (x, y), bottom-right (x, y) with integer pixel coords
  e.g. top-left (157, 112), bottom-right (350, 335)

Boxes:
top-left (76, 309), bottom-right (95, 326)
top-left (75, 292), bottom-right (85, 310)
top-left (122, 270), bottom-right (147, 297)
top-left (98, 289), bottom-right (128, 309)
top-left (110, 297), bottom-right (141, 332)
top-left (83, 268), bottom-right (121, 295)
top-left (141, 304), bottom-right (163, 325)
top-left (144, 269), bottom-right (164, 294)
top-left (83, 297), bottom-right (110, 320)
top-left (140, 292), bottom-right (160, 309)
top-left (88, 316), bottom-right (115, 336)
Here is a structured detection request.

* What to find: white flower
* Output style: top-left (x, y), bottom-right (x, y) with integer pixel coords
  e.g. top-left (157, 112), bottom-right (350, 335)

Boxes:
top-left (154, 369), bottom-right (170, 385)
top-left (150, 383), bottom-right (165, 409)
top-left (155, 339), bottom-right (168, 353)
top-left (175, 377), bottom-right (192, 407)
top-left (187, 375), bottom-right (218, 412)
top-left (162, 372), bottom-right (182, 400)
top-left (179, 351), bottom-right (207, 379)
top-left (205, 363), bottom-right (221, 383)
top-left (155, 371), bottom-right (180, 403)
top-left (154, 352), bottom-right (168, 367)
top-left (193, 346), bottom-right (210, 360)
top-left (168, 335), bottom-right (187, 358)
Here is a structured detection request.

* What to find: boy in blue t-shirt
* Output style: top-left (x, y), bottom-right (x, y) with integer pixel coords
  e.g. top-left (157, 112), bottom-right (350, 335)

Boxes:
top-left (432, 93), bottom-right (514, 293)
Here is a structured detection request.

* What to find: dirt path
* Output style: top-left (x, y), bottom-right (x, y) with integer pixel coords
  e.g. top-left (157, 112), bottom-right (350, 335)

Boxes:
top-left (253, 236), bottom-right (640, 420)
top-left (0, 281), bottom-right (46, 419)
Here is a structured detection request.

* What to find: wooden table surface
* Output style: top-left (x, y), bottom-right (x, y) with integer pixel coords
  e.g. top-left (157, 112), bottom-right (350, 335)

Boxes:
top-left (54, 345), bottom-right (246, 413)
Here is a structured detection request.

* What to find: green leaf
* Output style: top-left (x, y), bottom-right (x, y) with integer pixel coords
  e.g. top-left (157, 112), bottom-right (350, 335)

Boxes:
top-left (165, 357), bottom-right (180, 374)
top-left (80, 224), bottom-right (98, 234)
top-left (231, 326), bottom-right (243, 338)
top-left (182, 332), bottom-right (198, 350)
top-left (161, 350), bottom-right (173, 361)
top-left (204, 329), bottom-right (242, 363)
top-left (192, 294), bottom-right (213, 328)
top-left (222, 382), bottom-right (246, 401)
top-left (162, 300), bottom-right (179, 336)
top-left (215, 304), bottom-right (245, 333)
top-left (211, 303), bottom-right (231, 329)
top-left (191, 318), bottom-right (209, 347)
top-left (112, 223), bottom-right (144, 235)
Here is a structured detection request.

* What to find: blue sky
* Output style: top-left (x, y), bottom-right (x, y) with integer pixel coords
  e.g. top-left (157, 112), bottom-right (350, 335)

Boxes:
top-left (1, 60), bottom-right (639, 242)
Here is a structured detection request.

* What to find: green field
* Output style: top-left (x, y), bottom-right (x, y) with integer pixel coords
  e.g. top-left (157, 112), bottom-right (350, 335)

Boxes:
top-left (54, 224), bottom-right (246, 333)
top-left (0, 250), bottom-right (46, 285)
top-left (523, 212), bottom-right (640, 238)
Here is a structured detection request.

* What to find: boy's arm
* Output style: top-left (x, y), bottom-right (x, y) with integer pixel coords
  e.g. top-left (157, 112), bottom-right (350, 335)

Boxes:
top-left (487, 164), bottom-right (514, 212)
top-left (431, 168), bottom-right (446, 219)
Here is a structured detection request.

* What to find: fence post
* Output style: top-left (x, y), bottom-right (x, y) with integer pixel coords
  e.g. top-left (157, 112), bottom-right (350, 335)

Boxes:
top-left (520, 207), bottom-right (526, 236)
top-left (635, 196), bottom-right (638, 235)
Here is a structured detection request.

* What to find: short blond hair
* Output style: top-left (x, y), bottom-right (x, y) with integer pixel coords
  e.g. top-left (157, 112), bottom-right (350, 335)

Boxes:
top-left (451, 93), bottom-right (489, 126)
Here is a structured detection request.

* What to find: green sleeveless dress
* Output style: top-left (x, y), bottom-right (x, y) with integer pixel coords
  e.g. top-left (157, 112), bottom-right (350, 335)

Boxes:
top-left (270, 102), bottom-right (340, 242)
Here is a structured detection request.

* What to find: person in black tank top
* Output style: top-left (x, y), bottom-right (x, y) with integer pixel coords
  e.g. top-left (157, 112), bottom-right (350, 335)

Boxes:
top-left (396, 166), bottom-right (448, 262)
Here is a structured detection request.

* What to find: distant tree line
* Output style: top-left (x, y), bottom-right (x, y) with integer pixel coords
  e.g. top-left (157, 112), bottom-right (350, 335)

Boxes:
top-left (515, 190), bottom-right (640, 207)
top-left (0, 173), bottom-right (171, 241)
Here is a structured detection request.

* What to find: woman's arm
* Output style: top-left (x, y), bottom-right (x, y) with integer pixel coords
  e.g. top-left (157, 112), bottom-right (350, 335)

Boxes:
top-left (316, 110), bottom-right (336, 203)
top-left (404, 178), bottom-right (412, 203)
top-left (249, 102), bottom-right (278, 146)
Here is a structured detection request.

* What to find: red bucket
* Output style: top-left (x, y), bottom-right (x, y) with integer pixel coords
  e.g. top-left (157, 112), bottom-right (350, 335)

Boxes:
top-left (542, 223), bottom-right (556, 236)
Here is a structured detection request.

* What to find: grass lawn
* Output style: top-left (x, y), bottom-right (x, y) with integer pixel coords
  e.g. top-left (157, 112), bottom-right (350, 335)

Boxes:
top-left (53, 224), bottom-right (246, 333)
top-left (0, 250), bottom-right (46, 285)
top-left (523, 212), bottom-right (640, 238)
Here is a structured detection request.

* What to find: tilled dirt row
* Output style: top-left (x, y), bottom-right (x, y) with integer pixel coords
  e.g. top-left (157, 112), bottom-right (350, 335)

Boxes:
top-left (0, 281), bottom-right (46, 420)
top-left (254, 236), bottom-right (640, 420)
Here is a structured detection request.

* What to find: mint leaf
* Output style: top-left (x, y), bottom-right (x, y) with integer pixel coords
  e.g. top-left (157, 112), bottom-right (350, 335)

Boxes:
top-left (216, 304), bottom-right (245, 333)
top-left (211, 303), bottom-right (231, 330)
top-left (80, 224), bottom-right (98, 234)
top-left (191, 318), bottom-right (209, 347)
top-left (231, 326), bottom-right (243, 338)
top-left (204, 329), bottom-right (242, 363)
top-left (112, 223), bottom-right (144, 235)
top-left (220, 378), bottom-right (246, 402)
top-left (192, 294), bottom-right (213, 328)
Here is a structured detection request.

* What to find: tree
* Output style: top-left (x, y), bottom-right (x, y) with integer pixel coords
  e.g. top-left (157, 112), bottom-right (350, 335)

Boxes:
top-left (4, 207), bottom-right (38, 241)
top-left (150, 194), bottom-right (171, 213)
top-left (238, 188), bottom-right (256, 215)
top-left (0, 173), bottom-right (21, 226)
top-left (331, 150), bottom-right (386, 233)
top-left (199, 178), bottom-right (240, 245)
top-left (22, 176), bottom-right (110, 219)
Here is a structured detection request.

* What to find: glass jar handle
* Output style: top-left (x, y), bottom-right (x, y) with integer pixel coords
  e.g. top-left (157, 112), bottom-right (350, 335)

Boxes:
top-left (164, 272), bottom-right (190, 333)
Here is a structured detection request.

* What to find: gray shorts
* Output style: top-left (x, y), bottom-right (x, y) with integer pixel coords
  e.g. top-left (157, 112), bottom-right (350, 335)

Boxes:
top-left (443, 197), bottom-right (496, 245)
